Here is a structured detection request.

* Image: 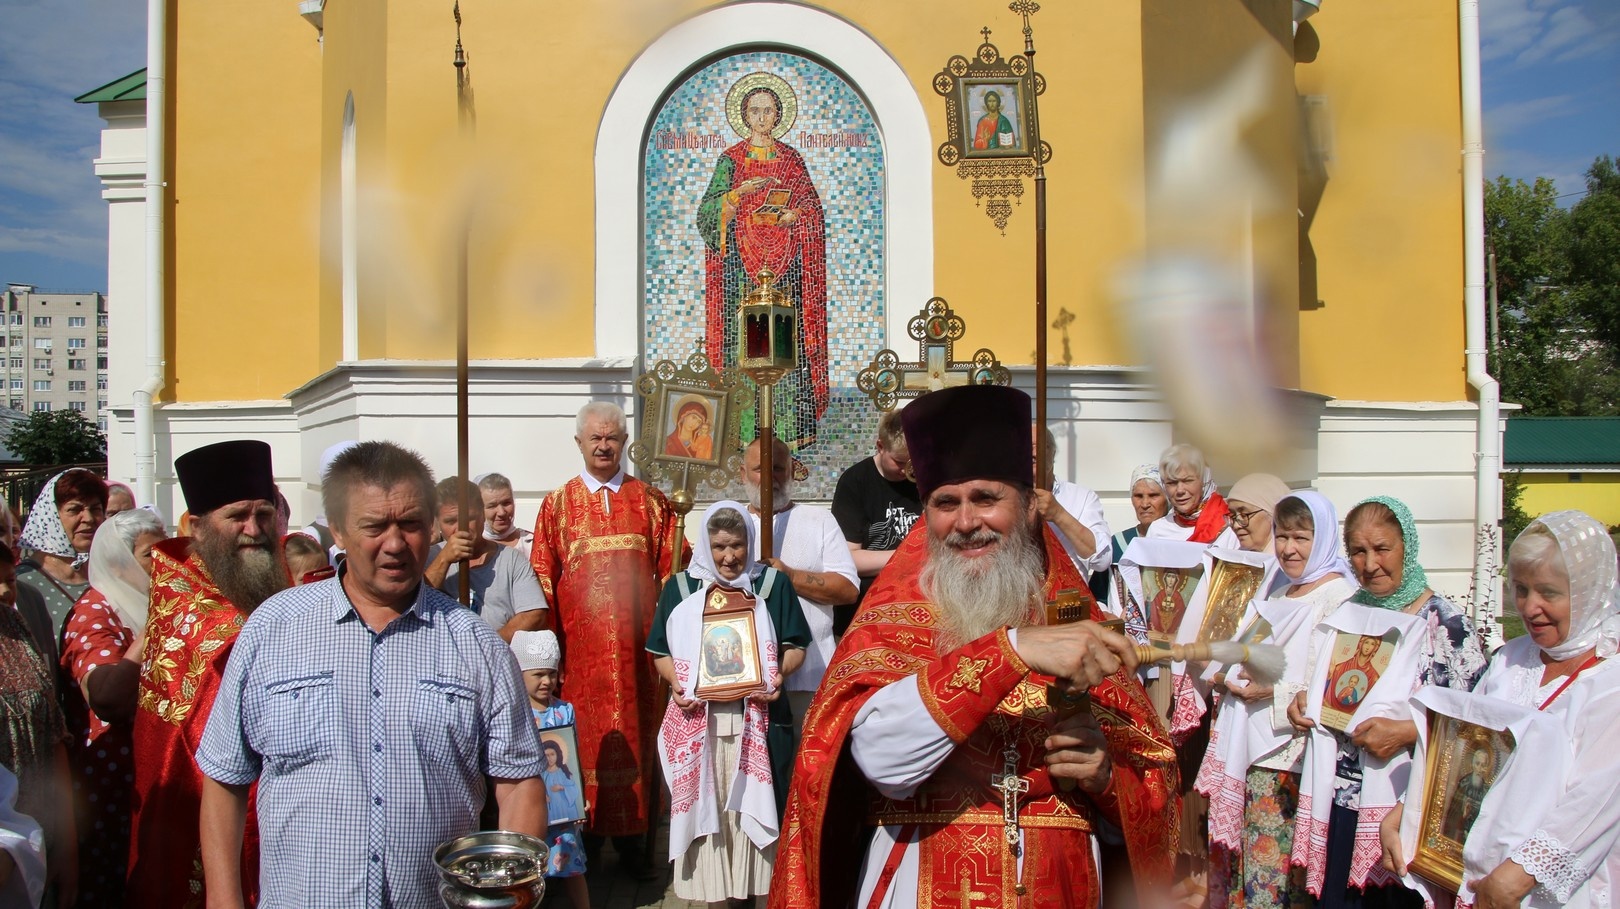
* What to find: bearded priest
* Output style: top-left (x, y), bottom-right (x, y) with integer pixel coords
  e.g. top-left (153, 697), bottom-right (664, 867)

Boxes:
top-left (770, 385), bottom-right (1180, 909)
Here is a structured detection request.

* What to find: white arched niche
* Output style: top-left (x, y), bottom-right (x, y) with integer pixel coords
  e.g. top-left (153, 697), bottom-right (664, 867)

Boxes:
top-left (594, 2), bottom-right (934, 359)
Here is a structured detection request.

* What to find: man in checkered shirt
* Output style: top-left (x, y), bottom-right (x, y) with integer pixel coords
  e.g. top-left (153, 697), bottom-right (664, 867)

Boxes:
top-left (195, 441), bottom-right (546, 907)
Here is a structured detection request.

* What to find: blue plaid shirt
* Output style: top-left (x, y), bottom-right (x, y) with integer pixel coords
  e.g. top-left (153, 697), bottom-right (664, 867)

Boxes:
top-left (196, 572), bottom-right (544, 908)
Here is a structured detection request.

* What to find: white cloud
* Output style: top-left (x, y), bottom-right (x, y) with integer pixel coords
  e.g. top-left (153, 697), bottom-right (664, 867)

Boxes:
top-left (1480, 0), bottom-right (1620, 66)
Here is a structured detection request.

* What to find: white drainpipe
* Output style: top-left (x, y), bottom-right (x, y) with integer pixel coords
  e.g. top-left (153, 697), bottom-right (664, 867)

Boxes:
top-left (1459, 0), bottom-right (1501, 629)
top-left (135, 0), bottom-right (167, 508)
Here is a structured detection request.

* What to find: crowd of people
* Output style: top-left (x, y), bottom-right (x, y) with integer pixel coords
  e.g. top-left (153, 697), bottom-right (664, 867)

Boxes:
top-left (0, 386), bottom-right (1614, 909)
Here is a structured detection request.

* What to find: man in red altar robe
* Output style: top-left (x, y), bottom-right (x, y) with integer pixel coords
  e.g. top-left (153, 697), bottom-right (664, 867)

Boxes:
top-left (771, 385), bottom-right (1180, 909)
top-left (531, 402), bottom-right (688, 875)
top-left (127, 440), bottom-right (288, 908)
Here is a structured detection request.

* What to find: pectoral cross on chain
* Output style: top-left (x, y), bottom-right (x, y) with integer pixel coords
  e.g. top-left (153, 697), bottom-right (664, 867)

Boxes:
top-left (990, 747), bottom-right (1028, 855)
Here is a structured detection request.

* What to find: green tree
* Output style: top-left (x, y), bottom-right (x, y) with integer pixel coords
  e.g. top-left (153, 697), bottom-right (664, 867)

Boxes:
top-left (1487, 168), bottom-right (1620, 415)
top-left (1568, 155), bottom-right (1620, 360)
top-left (4, 410), bottom-right (107, 465)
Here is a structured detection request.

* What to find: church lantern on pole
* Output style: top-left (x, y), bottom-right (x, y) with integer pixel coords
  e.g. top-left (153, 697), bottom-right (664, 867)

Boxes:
top-left (737, 267), bottom-right (798, 557)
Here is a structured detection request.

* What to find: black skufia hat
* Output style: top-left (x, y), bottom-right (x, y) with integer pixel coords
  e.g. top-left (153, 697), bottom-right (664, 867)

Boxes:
top-left (900, 385), bottom-right (1033, 498)
top-left (174, 439), bottom-right (277, 516)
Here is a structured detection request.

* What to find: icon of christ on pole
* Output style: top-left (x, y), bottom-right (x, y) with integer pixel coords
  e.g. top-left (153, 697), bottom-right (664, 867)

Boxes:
top-left (697, 71), bottom-right (828, 447)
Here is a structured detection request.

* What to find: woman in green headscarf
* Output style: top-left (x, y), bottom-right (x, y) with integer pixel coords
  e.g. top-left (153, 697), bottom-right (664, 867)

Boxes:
top-left (1288, 495), bottom-right (1489, 908)
top-left (1335, 496), bottom-right (1488, 752)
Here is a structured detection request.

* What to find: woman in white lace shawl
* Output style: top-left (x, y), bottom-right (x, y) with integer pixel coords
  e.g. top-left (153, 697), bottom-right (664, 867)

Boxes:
top-left (1461, 510), bottom-right (1620, 908)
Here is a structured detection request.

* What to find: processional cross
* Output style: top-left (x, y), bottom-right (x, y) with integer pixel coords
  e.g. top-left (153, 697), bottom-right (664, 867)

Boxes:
top-left (990, 746), bottom-right (1030, 894)
top-left (856, 298), bottom-right (1011, 411)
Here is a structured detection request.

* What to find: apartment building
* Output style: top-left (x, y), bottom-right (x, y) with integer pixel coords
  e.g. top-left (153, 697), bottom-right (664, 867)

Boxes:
top-left (2, 285), bottom-right (110, 431)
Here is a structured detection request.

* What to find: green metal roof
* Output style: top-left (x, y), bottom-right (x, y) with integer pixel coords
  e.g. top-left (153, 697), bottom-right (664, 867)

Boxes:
top-left (75, 69), bottom-right (146, 104)
top-left (1504, 416), bottom-right (1620, 467)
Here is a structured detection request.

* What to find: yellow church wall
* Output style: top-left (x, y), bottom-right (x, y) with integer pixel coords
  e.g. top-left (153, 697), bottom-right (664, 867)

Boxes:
top-left (168, 0), bottom-right (323, 402)
top-left (167, 0), bottom-right (1466, 403)
top-left (1294, 3), bottom-right (1468, 402)
top-left (1518, 474), bottom-right (1620, 529)
top-left (1140, 0), bottom-right (1301, 385)
top-left (317, 0), bottom-right (391, 364)
top-left (307, 0), bottom-right (1154, 365)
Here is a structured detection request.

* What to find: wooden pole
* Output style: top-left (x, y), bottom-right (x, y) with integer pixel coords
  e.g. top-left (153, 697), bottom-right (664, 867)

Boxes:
top-left (756, 383), bottom-right (775, 559)
top-left (453, 6), bottom-right (471, 605)
top-left (1022, 9), bottom-right (1051, 490)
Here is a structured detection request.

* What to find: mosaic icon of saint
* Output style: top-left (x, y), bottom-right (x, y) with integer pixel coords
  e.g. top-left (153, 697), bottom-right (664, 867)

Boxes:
top-left (973, 89), bottom-right (1016, 150)
top-left (698, 72), bottom-right (829, 447)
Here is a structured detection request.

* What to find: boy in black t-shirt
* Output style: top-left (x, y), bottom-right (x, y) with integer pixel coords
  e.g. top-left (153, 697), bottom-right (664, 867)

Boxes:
top-left (829, 409), bottom-right (921, 635)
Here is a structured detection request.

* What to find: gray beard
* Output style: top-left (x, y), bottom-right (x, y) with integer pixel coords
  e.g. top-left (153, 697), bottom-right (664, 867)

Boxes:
top-left (920, 522), bottom-right (1044, 653)
top-left (194, 526), bottom-right (290, 612)
top-left (745, 479), bottom-right (793, 512)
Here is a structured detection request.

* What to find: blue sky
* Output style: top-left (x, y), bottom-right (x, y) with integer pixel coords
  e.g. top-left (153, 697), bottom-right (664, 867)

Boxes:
top-left (0, 0), bottom-right (1615, 294)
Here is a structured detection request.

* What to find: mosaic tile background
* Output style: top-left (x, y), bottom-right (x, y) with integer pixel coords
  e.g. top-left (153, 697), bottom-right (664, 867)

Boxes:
top-left (642, 51), bottom-right (887, 499)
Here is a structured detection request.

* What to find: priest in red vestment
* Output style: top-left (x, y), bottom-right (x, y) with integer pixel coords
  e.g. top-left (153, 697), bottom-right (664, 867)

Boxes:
top-left (771, 386), bottom-right (1180, 909)
top-left (532, 402), bottom-right (688, 872)
top-left (127, 440), bottom-right (287, 908)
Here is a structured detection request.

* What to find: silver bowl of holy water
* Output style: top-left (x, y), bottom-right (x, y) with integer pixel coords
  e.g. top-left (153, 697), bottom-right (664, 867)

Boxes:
top-left (434, 830), bottom-right (549, 908)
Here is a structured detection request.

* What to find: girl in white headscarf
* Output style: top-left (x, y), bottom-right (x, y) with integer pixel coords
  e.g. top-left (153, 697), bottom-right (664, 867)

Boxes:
top-left (647, 501), bottom-right (810, 907)
top-left (57, 507), bottom-right (165, 907)
top-left (1198, 490), bottom-right (1357, 909)
top-left (1387, 510), bottom-right (1620, 909)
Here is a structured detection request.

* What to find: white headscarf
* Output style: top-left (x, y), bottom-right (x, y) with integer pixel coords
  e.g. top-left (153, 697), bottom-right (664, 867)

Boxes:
top-left (686, 500), bottom-right (757, 592)
top-left (20, 469), bottom-right (100, 570)
top-left (1516, 510), bottom-right (1620, 660)
top-left (86, 508), bottom-right (165, 632)
top-left (1274, 490), bottom-right (1354, 590)
top-left (1129, 464), bottom-right (1163, 491)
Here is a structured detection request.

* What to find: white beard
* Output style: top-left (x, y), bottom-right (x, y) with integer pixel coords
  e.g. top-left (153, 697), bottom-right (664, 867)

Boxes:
top-left (745, 478), bottom-right (793, 512)
top-left (920, 522), bottom-right (1044, 653)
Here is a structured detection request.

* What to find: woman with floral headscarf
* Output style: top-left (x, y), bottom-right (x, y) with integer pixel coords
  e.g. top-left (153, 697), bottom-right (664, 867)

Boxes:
top-left (1286, 496), bottom-right (1487, 908)
top-left (1379, 510), bottom-right (1620, 909)
top-left (17, 469), bottom-right (107, 647)
top-left (58, 507), bottom-right (165, 907)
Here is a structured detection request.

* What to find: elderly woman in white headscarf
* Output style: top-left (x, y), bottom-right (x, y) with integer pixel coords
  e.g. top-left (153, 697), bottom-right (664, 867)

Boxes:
top-left (647, 501), bottom-right (810, 907)
top-left (1382, 510), bottom-right (1620, 909)
top-left (1198, 490), bottom-right (1356, 909)
top-left (57, 507), bottom-right (165, 907)
top-left (1112, 465), bottom-right (1169, 563)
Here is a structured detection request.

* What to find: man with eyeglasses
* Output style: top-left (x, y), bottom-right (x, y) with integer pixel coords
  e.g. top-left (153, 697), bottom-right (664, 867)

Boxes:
top-left (831, 408), bottom-right (922, 636)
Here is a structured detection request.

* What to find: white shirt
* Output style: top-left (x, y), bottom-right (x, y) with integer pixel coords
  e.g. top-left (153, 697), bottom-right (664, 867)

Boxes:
top-left (747, 503), bottom-right (860, 692)
top-left (579, 469), bottom-right (624, 494)
top-left (1050, 480), bottom-right (1112, 577)
top-left (579, 469), bottom-right (625, 514)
